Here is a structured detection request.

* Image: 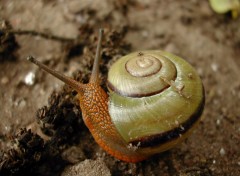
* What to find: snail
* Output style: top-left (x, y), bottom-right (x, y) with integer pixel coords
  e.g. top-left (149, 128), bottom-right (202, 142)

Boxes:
top-left (27, 29), bottom-right (205, 163)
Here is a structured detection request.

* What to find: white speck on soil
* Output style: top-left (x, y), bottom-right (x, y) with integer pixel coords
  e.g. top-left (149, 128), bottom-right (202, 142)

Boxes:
top-left (24, 72), bottom-right (36, 86)
top-left (216, 119), bottom-right (221, 126)
top-left (211, 63), bottom-right (218, 72)
top-left (220, 148), bottom-right (226, 156)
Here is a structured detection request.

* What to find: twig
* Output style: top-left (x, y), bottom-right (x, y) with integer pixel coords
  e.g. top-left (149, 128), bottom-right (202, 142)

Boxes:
top-left (4, 29), bottom-right (75, 43)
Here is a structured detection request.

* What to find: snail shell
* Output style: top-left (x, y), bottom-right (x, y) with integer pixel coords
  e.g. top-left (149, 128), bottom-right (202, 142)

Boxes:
top-left (107, 50), bottom-right (204, 155)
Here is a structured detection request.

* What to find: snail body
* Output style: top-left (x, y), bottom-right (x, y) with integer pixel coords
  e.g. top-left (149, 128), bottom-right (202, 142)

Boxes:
top-left (27, 29), bottom-right (205, 162)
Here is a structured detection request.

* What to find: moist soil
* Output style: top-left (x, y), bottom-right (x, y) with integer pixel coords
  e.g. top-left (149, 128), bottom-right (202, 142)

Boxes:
top-left (0, 0), bottom-right (240, 175)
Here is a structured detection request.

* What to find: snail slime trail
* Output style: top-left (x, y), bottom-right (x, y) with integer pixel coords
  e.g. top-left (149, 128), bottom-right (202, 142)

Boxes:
top-left (27, 29), bottom-right (205, 162)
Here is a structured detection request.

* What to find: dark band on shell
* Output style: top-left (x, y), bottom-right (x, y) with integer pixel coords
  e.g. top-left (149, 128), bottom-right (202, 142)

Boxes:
top-left (129, 89), bottom-right (205, 148)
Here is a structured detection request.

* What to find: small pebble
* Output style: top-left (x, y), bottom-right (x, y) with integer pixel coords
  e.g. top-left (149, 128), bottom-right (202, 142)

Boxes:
top-left (216, 119), bottom-right (221, 126)
top-left (18, 99), bottom-right (26, 108)
top-left (211, 63), bottom-right (218, 72)
top-left (141, 30), bottom-right (149, 38)
top-left (62, 146), bottom-right (86, 164)
top-left (61, 159), bottom-right (111, 176)
top-left (220, 148), bottom-right (226, 156)
top-left (24, 72), bottom-right (36, 86)
top-left (4, 125), bottom-right (10, 132)
top-left (1, 76), bottom-right (9, 84)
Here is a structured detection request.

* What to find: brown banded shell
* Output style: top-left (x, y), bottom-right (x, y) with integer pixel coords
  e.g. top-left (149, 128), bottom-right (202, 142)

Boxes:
top-left (107, 50), bottom-right (204, 154)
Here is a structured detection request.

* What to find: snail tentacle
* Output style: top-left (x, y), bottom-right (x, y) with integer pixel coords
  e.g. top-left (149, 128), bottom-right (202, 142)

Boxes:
top-left (27, 56), bottom-right (86, 93)
top-left (89, 29), bottom-right (103, 84)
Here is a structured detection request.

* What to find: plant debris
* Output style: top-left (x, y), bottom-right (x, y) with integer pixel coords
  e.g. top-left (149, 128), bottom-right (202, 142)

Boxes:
top-left (0, 20), bottom-right (19, 62)
top-left (0, 128), bottom-right (44, 175)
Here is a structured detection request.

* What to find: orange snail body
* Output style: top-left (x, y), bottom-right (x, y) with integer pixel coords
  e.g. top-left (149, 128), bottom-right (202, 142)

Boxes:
top-left (27, 29), bottom-right (205, 162)
top-left (79, 83), bottom-right (146, 162)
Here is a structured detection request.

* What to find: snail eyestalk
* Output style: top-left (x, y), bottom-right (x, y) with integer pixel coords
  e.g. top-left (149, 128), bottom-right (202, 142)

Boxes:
top-left (90, 28), bottom-right (103, 84)
top-left (27, 56), bottom-right (86, 92)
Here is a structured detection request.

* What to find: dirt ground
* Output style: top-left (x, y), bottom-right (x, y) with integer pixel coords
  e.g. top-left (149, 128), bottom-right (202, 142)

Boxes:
top-left (0, 0), bottom-right (240, 175)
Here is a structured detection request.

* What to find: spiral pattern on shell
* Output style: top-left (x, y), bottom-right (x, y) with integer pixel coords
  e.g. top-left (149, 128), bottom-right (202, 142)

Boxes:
top-left (108, 52), bottom-right (179, 97)
top-left (107, 50), bottom-right (204, 154)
